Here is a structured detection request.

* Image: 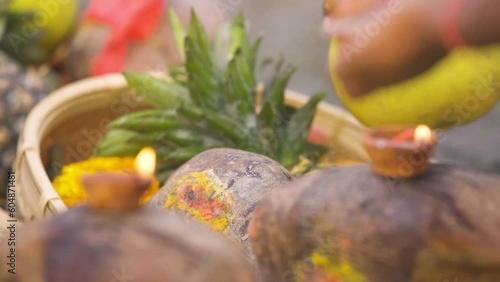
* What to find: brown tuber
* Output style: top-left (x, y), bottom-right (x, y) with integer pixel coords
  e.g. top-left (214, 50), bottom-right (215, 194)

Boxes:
top-left (249, 163), bottom-right (500, 282)
top-left (147, 148), bottom-right (293, 263)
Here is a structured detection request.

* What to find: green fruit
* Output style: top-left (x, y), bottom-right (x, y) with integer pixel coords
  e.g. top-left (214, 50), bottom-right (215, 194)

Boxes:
top-left (0, 0), bottom-right (78, 64)
top-left (329, 40), bottom-right (500, 129)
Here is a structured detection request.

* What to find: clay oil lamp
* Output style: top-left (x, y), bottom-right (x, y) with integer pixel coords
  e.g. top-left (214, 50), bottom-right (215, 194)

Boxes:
top-left (362, 124), bottom-right (437, 178)
top-left (80, 146), bottom-right (156, 211)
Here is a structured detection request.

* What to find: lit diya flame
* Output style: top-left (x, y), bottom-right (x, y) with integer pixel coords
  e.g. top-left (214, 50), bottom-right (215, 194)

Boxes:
top-left (414, 125), bottom-right (433, 143)
top-left (135, 147), bottom-right (156, 177)
top-left (390, 124), bottom-right (433, 145)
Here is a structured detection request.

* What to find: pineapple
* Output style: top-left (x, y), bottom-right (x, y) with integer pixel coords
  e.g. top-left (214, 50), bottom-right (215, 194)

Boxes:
top-left (94, 11), bottom-right (329, 184)
top-left (0, 50), bottom-right (59, 198)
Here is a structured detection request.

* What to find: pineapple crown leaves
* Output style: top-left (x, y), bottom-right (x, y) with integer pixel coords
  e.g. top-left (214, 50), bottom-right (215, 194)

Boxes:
top-left (94, 10), bottom-right (328, 180)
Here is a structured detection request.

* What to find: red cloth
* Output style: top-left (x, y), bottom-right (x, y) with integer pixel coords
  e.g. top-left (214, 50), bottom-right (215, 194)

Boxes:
top-left (82, 0), bottom-right (165, 75)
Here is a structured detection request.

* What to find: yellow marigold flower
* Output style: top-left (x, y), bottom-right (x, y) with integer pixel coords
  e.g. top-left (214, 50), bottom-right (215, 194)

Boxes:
top-left (52, 157), bottom-right (159, 207)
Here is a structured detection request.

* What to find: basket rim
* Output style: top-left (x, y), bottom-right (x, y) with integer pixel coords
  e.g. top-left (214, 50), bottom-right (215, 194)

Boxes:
top-left (14, 74), bottom-right (129, 218)
top-left (18, 73), bottom-right (128, 153)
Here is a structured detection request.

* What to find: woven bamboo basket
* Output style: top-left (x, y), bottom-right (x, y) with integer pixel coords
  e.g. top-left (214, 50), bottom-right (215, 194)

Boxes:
top-left (0, 208), bottom-right (18, 238)
top-left (0, 208), bottom-right (9, 228)
top-left (14, 73), bottom-right (368, 221)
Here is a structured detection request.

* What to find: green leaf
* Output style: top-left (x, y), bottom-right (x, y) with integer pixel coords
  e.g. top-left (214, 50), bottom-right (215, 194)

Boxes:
top-left (177, 104), bottom-right (247, 145)
top-left (93, 129), bottom-right (142, 157)
top-left (130, 129), bottom-right (204, 147)
top-left (123, 72), bottom-right (190, 109)
top-left (280, 92), bottom-right (326, 167)
top-left (280, 105), bottom-right (298, 127)
top-left (187, 9), bottom-right (212, 61)
top-left (168, 65), bottom-right (187, 84)
top-left (94, 129), bottom-right (136, 149)
top-left (213, 21), bottom-right (232, 69)
top-left (225, 49), bottom-right (256, 121)
top-left (222, 15), bottom-right (261, 125)
top-left (108, 109), bottom-right (180, 132)
top-left (229, 13), bottom-right (261, 72)
top-left (229, 13), bottom-right (250, 60)
top-left (185, 27), bottom-right (222, 109)
top-left (168, 7), bottom-right (186, 62)
top-left (263, 63), bottom-right (296, 127)
top-left (157, 146), bottom-right (207, 164)
top-left (256, 101), bottom-right (280, 158)
top-left (303, 143), bottom-right (330, 161)
top-left (95, 143), bottom-right (144, 157)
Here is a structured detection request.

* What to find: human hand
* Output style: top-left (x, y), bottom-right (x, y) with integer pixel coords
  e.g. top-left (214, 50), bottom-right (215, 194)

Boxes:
top-left (324, 0), bottom-right (449, 96)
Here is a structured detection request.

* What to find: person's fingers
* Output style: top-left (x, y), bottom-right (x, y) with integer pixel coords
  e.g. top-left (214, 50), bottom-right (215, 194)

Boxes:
top-left (334, 44), bottom-right (374, 97)
top-left (339, 78), bottom-right (375, 97)
top-left (324, 0), bottom-right (385, 20)
top-left (336, 0), bottom-right (382, 18)
top-left (327, 0), bottom-right (447, 97)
